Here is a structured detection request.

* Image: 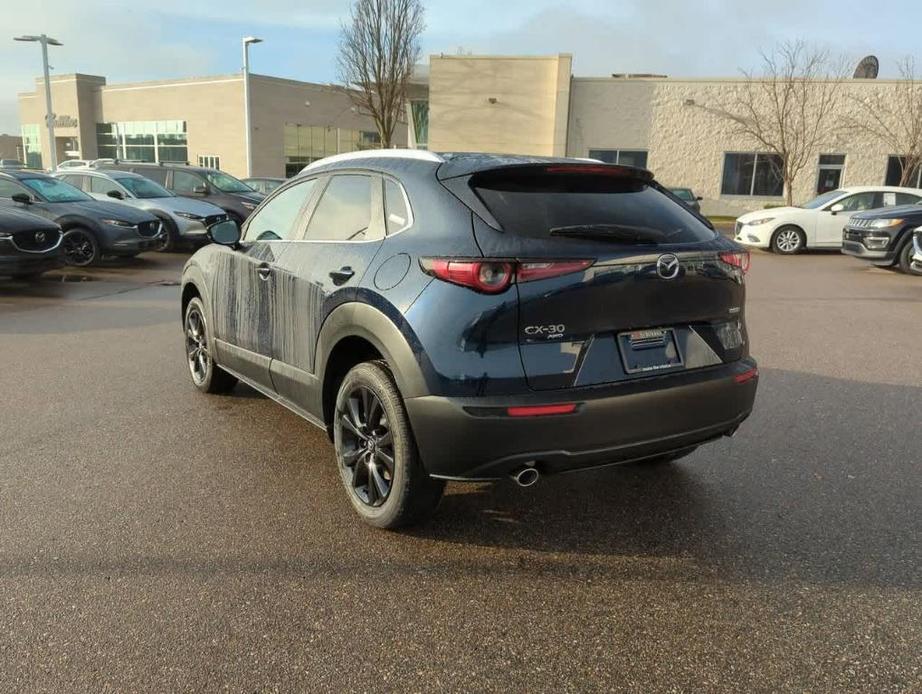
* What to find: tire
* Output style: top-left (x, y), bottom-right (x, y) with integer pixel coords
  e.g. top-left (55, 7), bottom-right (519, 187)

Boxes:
top-left (183, 297), bottom-right (237, 394)
top-left (333, 361), bottom-right (444, 529)
top-left (634, 446), bottom-right (698, 466)
top-left (896, 236), bottom-right (922, 275)
top-left (771, 226), bottom-right (806, 255)
top-left (154, 215), bottom-right (178, 253)
top-left (61, 227), bottom-right (99, 266)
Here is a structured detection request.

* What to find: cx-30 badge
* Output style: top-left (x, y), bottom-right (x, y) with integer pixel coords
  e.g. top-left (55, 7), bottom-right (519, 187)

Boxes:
top-left (656, 254), bottom-right (680, 279)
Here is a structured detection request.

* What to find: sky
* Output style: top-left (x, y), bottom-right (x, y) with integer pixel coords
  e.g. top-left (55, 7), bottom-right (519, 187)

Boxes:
top-left (0, 0), bottom-right (919, 134)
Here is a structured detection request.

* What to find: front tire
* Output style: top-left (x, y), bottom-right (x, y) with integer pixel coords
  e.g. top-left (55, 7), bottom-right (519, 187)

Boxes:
top-left (896, 236), bottom-right (922, 275)
top-left (62, 227), bottom-right (99, 266)
top-left (333, 361), bottom-right (444, 529)
top-left (184, 297), bottom-right (237, 394)
top-left (771, 226), bottom-right (805, 255)
top-left (154, 216), bottom-right (178, 253)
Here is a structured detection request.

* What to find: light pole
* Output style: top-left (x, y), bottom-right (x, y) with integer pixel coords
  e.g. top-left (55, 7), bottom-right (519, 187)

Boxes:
top-left (14, 34), bottom-right (62, 170)
top-left (242, 36), bottom-right (262, 177)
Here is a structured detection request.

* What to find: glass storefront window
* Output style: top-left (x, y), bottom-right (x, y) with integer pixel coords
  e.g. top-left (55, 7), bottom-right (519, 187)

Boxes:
top-left (410, 100), bottom-right (429, 149)
top-left (95, 120), bottom-right (187, 164)
top-left (282, 123), bottom-right (383, 175)
top-left (21, 124), bottom-right (42, 168)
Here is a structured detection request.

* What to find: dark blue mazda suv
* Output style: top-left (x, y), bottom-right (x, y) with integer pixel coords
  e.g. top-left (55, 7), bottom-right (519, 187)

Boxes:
top-left (181, 151), bottom-right (759, 527)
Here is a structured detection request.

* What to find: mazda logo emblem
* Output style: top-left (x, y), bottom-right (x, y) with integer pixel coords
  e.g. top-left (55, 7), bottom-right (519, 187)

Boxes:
top-left (34, 231), bottom-right (46, 243)
top-left (656, 254), bottom-right (680, 280)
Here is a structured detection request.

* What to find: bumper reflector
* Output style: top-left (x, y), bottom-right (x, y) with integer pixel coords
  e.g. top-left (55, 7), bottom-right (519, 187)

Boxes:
top-left (734, 367), bottom-right (759, 385)
top-left (507, 403), bottom-right (577, 417)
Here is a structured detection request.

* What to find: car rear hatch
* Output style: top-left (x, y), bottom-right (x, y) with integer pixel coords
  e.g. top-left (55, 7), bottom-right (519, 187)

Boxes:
top-left (440, 161), bottom-right (750, 390)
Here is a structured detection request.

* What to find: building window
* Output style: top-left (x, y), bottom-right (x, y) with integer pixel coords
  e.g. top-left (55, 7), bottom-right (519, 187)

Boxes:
top-left (283, 124), bottom-right (382, 177)
top-left (816, 154), bottom-right (845, 193)
top-left (409, 100), bottom-right (429, 149)
top-left (198, 155), bottom-right (220, 169)
top-left (96, 120), bottom-right (187, 163)
top-left (721, 152), bottom-right (784, 197)
top-left (884, 155), bottom-right (922, 187)
top-left (588, 149), bottom-right (648, 168)
top-left (20, 124), bottom-right (42, 168)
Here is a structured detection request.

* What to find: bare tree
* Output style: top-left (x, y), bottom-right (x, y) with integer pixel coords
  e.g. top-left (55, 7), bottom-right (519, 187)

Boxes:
top-left (710, 41), bottom-right (847, 205)
top-left (338, 0), bottom-right (424, 149)
top-left (843, 56), bottom-right (922, 186)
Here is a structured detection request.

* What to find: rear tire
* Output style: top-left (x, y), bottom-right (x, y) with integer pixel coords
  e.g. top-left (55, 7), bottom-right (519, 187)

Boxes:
top-left (184, 297), bottom-right (237, 394)
top-left (771, 226), bottom-right (805, 255)
top-left (333, 361), bottom-right (444, 529)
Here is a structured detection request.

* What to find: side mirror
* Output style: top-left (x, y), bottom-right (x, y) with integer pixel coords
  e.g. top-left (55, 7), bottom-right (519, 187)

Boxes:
top-left (192, 184), bottom-right (208, 195)
top-left (11, 192), bottom-right (32, 204)
top-left (829, 203), bottom-right (845, 215)
top-left (208, 219), bottom-right (241, 248)
top-left (696, 196), bottom-right (703, 201)
top-left (107, 190), bottom-right (124, 200)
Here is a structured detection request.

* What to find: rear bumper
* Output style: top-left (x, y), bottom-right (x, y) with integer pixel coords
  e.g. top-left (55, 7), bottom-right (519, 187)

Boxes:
top-left (406, 359), bottom-right (758, 480)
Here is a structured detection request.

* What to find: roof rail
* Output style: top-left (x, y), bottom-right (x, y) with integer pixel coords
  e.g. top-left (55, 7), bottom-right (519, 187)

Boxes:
top-left (302, 148), bottom-right (444, 171)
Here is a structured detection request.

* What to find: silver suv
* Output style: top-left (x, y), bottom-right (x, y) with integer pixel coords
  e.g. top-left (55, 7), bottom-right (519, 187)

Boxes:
top-left (54, 169), bottom-right (227, 251)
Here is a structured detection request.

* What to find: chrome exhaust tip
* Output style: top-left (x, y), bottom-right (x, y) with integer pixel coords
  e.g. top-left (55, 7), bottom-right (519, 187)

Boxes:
top-left (511, 466), bottom-right (540, 487)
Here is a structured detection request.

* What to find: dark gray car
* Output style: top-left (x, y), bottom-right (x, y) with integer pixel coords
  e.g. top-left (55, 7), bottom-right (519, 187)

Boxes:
top-left (0, 170), bottom-right (162, 266)
top-left (0, 207), bottom-right (63, 278)
top-left (110, 163), bottom-right (264, 225)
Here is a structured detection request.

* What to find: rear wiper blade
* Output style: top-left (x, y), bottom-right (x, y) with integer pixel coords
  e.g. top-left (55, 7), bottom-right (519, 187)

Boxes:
top-left (549, 223), bottom-right (666, 243)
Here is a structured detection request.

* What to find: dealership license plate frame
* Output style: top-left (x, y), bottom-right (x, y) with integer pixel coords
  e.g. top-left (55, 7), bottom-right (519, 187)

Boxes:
top-left (617, 327), bottom-right (684, 375)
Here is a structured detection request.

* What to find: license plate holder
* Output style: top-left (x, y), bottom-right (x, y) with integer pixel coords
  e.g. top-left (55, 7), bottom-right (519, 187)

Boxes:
top-left (617, 327), bottom-right (683, 374)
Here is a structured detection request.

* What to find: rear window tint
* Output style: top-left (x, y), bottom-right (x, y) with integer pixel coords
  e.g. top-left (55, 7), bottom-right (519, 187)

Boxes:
top-left (472, 170), bottom-right (715, 244)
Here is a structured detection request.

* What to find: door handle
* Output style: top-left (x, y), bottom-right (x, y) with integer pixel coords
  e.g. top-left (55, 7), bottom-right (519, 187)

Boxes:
top-left (257, 263), bottom-right (272, 281)
top-left (329, 266), bottom-right (355, 285)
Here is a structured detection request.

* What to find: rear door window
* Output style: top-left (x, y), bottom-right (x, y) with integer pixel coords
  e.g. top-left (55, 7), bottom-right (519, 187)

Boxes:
top-left (471, 168), bottom-right (715, 244)
top-left (305, 174), bottom-right (383, 242)
top-left (171, 171), bottom-right (202, 194)
top-left (137, 167), bottom-right (168, 185)
top-left (89, 177), bottom-right (118, 195)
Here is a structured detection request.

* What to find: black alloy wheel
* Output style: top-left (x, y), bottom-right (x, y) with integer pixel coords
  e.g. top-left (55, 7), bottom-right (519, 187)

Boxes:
top-left (62, 228), bottom-right (98, 266)
top-left (333, 361), bottom-right (444, 528)
top-left (338, 384), bottom-right (395, 507)
top-left (183, 297), bottom-right (237, 394)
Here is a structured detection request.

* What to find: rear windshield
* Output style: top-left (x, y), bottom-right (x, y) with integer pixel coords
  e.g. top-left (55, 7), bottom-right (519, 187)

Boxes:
top-left (472, 170), bottom-right (716, 244)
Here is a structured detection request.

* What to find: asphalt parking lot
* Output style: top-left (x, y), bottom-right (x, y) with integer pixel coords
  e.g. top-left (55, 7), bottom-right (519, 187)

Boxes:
top-left (1, 250), bottom-right (921, 692)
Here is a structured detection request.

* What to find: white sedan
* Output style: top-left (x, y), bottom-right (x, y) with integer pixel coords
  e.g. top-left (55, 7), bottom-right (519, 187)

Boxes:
top-left (734, 186), bottom-right (922, 254)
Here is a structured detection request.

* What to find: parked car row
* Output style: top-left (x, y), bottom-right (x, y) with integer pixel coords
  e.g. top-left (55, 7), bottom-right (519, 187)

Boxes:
top-left (733, 186), bottom-right (922, 275)
top-left (0, 162), bottom-right (266, 276)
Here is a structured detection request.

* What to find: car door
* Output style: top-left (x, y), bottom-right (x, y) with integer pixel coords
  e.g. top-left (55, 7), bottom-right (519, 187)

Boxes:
top-left (210, 178), bottom-right (319, 390)
top-left (269, 173), bottom-right (387, 412)
top-left (817, 191), bottom-right (879, 245)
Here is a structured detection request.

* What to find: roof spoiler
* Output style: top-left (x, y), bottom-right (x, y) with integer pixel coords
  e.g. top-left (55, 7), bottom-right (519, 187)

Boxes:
top-left (437, 159), bottom-right (654, 182)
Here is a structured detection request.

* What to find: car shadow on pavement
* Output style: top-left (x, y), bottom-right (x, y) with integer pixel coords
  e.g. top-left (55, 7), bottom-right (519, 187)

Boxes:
top-left (408, 368), bottom-right (922, 589)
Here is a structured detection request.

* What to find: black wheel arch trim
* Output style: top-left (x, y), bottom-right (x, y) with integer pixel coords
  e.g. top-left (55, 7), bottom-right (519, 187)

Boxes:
top-left (315, 302), bottom-right (432, 412)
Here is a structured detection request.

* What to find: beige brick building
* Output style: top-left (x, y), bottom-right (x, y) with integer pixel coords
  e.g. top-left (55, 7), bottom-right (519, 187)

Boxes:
top-left (16, 54), bottom-right (917, 215)
top-left (420, 54), bottom-right (917, 215)
top-left (17, 73), bottom-right (404, 179)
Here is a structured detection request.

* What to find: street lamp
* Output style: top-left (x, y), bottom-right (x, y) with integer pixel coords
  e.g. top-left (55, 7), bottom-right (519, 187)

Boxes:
top-left (14, 34), bottom-right (63, 170)
top-left (242, 36), bottom-right (263, 177)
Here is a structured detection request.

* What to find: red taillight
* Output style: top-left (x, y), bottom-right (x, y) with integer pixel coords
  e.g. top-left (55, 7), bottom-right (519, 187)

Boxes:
top-left (517, 259), bottom-right (594, 282)
top-left (421, 258), bottom-right (593, 292)
top-left (734, 366), bottom-right (759, 384)
top-left (421, 259), bottom-right (514, 293)
top-left (507, 403), bottom-right (577, 417)
top-left (719, 250), bottom-right (751, 274)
